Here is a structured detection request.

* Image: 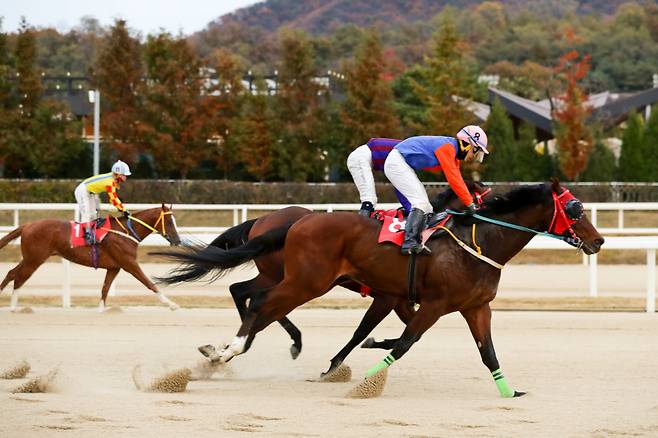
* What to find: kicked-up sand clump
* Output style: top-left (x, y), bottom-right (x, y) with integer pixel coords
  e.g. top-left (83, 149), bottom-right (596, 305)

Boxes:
top-left (132, 365), bottom-right (192, 393)
top-left (189, 359), bottom-right (232, 381)
top-left (0, 360), bottom-right (31, 379)
top-left (345, 368), bottom-right (387, 399)
top-left (320, 364), bottom-right (352, 383)
top-left (11, 368), bottom-right (58, 393)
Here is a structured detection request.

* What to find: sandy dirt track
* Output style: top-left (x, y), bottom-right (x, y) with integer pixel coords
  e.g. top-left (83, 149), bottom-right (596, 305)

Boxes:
top-left (1, 308), bottom-right (657, 438)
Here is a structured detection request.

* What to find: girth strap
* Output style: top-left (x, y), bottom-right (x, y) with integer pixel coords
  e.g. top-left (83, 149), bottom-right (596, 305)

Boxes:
top-left (407, 253), bottom-right (417, 305)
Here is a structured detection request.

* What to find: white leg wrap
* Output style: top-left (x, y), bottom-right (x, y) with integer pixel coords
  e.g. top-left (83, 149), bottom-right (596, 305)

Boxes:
top-left (219, 336), bottom-right (247, 362)
top-left (384, 149), bottom-right (432, 213)
top-left (98, 300), bottom-right (106, 312)
top-left (157, 292), bottom-right (179, 310)
top-left (347, 145), bottom-right (378, 205)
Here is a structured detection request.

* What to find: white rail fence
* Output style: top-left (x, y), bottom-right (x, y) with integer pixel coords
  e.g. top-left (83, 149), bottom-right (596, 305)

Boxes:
top-left (1, 203), bottom-right (657, 312)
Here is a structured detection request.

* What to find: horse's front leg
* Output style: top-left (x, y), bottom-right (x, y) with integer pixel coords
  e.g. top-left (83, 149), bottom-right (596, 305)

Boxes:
top-left (321, 293), bottom-right (398, 378)
top-left (461, 302), bottom-right (525, 398)
top-left (121, 260), bottom-right (179, 310)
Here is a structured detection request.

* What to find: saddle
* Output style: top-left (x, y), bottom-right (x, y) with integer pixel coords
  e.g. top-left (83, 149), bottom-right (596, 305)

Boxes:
top-left (374, 210), bottom-right (452, 247)
top-left (70, 217), bottom-right (111, 248)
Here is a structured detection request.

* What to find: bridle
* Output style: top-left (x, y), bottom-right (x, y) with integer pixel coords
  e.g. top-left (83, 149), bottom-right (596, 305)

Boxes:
top-left (548, 189), bottom-right (584, 249)
top-left (123, 210), bottom-right (176, 243)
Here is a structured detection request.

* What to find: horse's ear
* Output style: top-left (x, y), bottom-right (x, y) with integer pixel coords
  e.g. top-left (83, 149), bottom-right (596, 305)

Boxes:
top-left (550, 177), bottom-right (561, 193)
top-left (169, 203), bottom-right (173, 210)
top-left (161, 202), bottom-right (165, 210)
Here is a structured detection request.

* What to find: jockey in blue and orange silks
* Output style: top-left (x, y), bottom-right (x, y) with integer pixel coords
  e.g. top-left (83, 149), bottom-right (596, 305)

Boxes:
top-left (347, 138), bottom-right (412, 217)
top-left (384, 125), bottom-right (490, 255)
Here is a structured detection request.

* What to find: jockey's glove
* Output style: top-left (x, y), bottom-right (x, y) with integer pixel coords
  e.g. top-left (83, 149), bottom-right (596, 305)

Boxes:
top-left (466, 203), bottom-right (478, 215)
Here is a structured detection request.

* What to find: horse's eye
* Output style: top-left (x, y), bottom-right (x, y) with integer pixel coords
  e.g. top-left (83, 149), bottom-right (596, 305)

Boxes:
top-left (565, 200), bottom-right (584, 220)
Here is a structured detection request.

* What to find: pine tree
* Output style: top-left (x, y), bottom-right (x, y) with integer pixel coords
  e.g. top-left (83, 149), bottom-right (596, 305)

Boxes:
top-left (580, 140), bottom-right (617, 181)
top-left (272, 28), bottom-right (322, 181)
top-left (341, 30), bottom-right (400, 156)
top-left (421, 14), bottom-right (476, 136)
top-left (643, 105), bottom-right (658, 181)
top-left (617, 111), bottom-right (644, 181)
top-left (93, 19), bottom-right (143, 161)
top-left (514, 122), bottom-right (544, 181)
top-left (481, 99), bottom-right (515, 181)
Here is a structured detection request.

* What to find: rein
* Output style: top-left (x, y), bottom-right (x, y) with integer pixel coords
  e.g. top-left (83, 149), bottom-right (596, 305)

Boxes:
top-left (108, 210), bottom-right (173, 244)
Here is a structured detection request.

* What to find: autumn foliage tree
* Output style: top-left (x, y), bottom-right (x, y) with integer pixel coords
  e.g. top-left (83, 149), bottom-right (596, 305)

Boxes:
top-left (551, 32), bottom-right (593, 181)
top-left (93, 20), bottom-right (143, 161)
top-left (341, 30), bottom-right (400, 155)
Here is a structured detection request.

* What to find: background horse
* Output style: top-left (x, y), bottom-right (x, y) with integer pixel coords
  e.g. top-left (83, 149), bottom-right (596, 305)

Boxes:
top-left (168, 181), bottom-right (491, 376)
top-left (0, 204), bottom-right (181, 311)
top-left (159, 180), bottom-right (603, 397)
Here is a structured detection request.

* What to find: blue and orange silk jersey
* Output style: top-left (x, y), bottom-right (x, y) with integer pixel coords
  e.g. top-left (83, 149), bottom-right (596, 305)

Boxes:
top-left (82, 173), bottom-right (126, 212)
top-left (366, 137), bottom-right (411, 213)
top-left (394, 136), bottom-right (473, 207)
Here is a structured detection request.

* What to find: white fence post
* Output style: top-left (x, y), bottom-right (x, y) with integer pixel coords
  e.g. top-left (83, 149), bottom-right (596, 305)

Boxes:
top-left (13, 209), bottom-right (19, 228)
top-left (588, 254), bottom-right (598, 297)
top-left (62, 259), bottom-right (71, 308)
top-left (647, 248), bottom-right (656, 313)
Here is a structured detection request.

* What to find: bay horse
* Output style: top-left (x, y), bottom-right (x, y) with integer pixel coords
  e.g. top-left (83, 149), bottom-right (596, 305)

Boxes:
top-left (199, 181), bottom-right (492, 376)
top-left (159, 180), bottom-right (604, 397)
top-left (0, 204), bottom-right (181, 311)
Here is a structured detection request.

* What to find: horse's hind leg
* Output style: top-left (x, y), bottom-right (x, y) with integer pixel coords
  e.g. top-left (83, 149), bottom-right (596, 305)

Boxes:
top-left (461, 303), bottom-right (524, 398)
top-left (98, 269), bottom-right (120, 312)
top-left (362, 301), bottom-right (444, 378)
top-left (322, 294), bottom-right (399, 377)
top-left (230, 276), bottom-right (302, 359)
top-left (6, 260), bottom-right (45, 312)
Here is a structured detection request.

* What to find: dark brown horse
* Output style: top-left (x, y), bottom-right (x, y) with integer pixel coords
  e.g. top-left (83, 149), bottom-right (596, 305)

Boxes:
top-left (159, 180), bottom-right (604, 397)
top-left (183, 182), bottom-right (491, 376)
top-left (0, 205), bottom-right (181, 311)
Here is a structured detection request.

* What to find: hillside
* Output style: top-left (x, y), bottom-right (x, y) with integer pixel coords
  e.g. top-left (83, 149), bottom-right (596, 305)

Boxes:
top-left (208, 0), bottom-right (630, 35)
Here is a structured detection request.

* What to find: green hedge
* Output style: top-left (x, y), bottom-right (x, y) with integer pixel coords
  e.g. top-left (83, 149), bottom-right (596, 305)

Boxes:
top-left (2, 179), bottom-right (658, 203)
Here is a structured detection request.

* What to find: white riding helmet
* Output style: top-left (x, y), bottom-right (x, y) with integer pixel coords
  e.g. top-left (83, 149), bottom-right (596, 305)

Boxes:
top-left (457, 125), bottom-right (489, 162)
top-left (111, 160), bottom-right (132, 176)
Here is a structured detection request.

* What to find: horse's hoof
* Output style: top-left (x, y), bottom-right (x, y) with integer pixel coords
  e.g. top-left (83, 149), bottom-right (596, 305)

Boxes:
top-left (198, 344), bottom-right (216, 358)
top-left (320, 364), bottom-right (352, 382)
top-left (290, 344), bottom-right (301, 360)
top-left (361, 337), bottom-right (375, 348)
top-left (513, 391), bottom-right (526, 397)
top-left (169, 303), bottom-right (180, 311)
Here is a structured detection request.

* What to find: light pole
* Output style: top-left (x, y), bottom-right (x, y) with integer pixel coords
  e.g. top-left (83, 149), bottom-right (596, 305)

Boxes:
top-left (88, 89), bottom-right (100, 174)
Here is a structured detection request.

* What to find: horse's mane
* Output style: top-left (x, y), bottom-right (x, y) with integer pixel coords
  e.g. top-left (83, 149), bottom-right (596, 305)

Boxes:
top-left (478, 183), bottom-right (551, 215)
top-left (431, 180), bottom-right (481, 212)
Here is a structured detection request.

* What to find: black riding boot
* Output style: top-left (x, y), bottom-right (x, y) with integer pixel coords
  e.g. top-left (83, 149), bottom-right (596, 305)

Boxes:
top-left (401, 208), bottom-right (427, 255)
top-left (84, 225), bottom-right (97, 246)
top-left (358, 201), bottom-right (375, 218)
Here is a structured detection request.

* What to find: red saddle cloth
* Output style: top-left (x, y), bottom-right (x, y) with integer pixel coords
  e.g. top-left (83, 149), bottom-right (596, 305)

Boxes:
top-left (376, 210), bottom-right (451, 247)
top-left (70, 217), bottom-right (111, 248)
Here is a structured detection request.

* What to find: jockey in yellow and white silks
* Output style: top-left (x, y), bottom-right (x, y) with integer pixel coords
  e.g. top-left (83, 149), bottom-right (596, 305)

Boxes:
top-left (74, 160), bottom-right (131, 245)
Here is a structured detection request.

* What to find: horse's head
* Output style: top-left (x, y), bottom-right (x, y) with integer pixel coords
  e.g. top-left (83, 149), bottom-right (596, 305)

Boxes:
top-left (431, 180), bottom-right (493, 213)
top-left (159, 203), bottom-right (181, 246)
top-left (548, 179), bottom-right (604, 255)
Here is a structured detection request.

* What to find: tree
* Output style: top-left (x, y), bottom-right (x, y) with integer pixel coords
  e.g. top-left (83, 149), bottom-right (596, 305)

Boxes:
top-left (481, 99), bottom-right (515, 181)
top-left (15, 18), bottom-right (42, 114)
top-left (93, 20), bottom-right (143, 160)
top-left (272, 28), bottom-right (323, 181)
top-left (140, 32), bottom-right (219, 178)
top-left (421, 14), bottom-right (476, 135)
top-left (234, 79), bottom-right (274, 181)
top-left (580, 139), bottom-right (617, 181)
top-left (642, 105), bottom-right (658, 181)
top-left (551, 33), bottom-right (593, 181)
top-left (617, 111), bottom-right (644, 181)
top-left (341, 30), bottom-right (400, 157)
top-left (514, 122), bottom-right (544, 181)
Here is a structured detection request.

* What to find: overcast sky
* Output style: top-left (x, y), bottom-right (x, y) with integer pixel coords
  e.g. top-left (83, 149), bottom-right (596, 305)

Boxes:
top-left (2, 0), bottom-right (262, 35)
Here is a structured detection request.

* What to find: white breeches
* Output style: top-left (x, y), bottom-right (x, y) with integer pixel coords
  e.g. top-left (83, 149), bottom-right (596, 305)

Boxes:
top-left (74, 183), bottom-right (100, 223)
top-left (347, 145), bottom-right (378, 205)
top-left (383, 149), bottom-right (432, 213)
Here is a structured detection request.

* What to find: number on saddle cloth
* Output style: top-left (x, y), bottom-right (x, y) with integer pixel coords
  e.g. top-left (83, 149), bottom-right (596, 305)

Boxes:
top-left (70, 217), bottom-right (111, 248)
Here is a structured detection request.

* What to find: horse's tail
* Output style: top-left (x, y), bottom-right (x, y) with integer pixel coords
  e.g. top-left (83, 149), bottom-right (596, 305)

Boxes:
top-left (153, 224), bottom-right (291, 285)
top-left (209, 219), bottom-right (256, 250)
top-left (0, 227), bottom-right (23, 251)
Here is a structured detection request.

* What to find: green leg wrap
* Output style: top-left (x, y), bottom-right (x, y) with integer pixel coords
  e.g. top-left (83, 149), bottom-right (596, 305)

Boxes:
top-left (366, 354), bottom-right (395, 378)
top-left (492, 368), bottom-right (515, 398)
